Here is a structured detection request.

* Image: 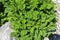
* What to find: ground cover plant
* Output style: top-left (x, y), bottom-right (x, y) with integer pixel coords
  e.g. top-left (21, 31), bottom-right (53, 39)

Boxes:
top-left (0, 0), bottom-right (57, 40)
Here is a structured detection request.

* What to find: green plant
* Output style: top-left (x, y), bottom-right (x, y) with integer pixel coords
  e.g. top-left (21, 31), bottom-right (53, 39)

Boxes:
top-left (0, 0), bottom-right (56, 40)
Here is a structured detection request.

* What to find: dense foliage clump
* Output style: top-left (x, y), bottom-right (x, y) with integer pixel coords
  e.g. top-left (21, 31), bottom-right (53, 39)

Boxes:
top-left (0, 0), bottom-right (56, 40)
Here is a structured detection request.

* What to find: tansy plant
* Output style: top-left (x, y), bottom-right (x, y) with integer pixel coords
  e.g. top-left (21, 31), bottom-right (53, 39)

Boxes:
top-left (0, 0), bottom-right (57, 40)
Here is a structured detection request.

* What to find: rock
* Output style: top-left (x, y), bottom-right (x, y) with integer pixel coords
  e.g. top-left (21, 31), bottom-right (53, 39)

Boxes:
top-left (52, 0), bottom-right (57, 3)
top-left (0, 22), bottom-right (15, 40)
top-left (56, 0), bottom-right (60, 3)
top-left (44, 37), bottom-right (49, 40)
top-left (52, 0), bottom-right (60, 35)
top-left (53, 0), bottom-right (60, 4)
top-left (49, 34), bottom-right (60, 40)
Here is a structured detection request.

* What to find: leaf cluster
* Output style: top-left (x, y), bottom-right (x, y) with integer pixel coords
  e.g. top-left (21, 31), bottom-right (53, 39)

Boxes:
top-left (0, 0), bottom-right (57, 40)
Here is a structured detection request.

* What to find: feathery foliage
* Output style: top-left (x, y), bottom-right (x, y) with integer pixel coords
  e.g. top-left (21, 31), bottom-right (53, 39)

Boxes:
top-left (0, 0), bottom-right (56, 40)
